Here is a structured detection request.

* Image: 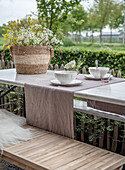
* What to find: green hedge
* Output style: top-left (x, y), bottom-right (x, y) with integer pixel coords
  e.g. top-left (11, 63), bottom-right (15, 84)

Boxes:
top-left (0, 48), bottom-right (125, 77)
top-left (52, 48), bottom-right (125, 77)
top-left (62, 37), bottom-right (76, 47)
top-left (0, 49), bottom-right (12, 65)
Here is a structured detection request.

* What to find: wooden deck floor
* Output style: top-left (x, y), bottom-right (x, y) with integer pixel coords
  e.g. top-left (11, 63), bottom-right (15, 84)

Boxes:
top-left (2, 126), bottom-right (125, 170)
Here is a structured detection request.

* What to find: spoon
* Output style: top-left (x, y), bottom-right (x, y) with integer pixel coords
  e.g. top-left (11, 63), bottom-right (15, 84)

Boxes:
top-left (95, 60), bottom-right (98, 69)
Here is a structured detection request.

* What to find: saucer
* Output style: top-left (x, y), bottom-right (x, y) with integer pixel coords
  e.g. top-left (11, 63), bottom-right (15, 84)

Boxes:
top-left (84, 74), bottom-right (113, 80)
top-left (50, 79), bottom-right (83, 86)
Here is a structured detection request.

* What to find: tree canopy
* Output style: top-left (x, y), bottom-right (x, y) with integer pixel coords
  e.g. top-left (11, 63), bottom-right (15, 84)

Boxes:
top-left (69, 5), bottom-right (87, 42)
top-left (36, 0), bottom-right (82, 33)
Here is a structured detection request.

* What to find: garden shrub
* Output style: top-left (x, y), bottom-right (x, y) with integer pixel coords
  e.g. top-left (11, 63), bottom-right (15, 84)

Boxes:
top-left (0, 48), bottom-right (12, 65)
top-left (52, 48), bottom-right (125, 77)
top-left (62, 37), bottom-right (76, 47)
top-left (0, 48), bottom-right (125, 77)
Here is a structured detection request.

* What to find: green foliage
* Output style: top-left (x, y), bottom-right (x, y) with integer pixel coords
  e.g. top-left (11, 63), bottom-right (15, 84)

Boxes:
top-left (61, 19), bottom-right (72, 36)
top-left (74, 112), bottom-right (125, 143)
top-left (68, 5), bottom-right (87, 42)
top-left (62, 43), bottom-right (125, 51)
top-left (69, 5), bottom-right (87, 42)
top-left (75, 112), bottom-right (107, 141)
top-left (93, 0), bottom-right (113, 27)
top-left (0, 84), bottom-right (24, 114)
top-left (0, 25), bottom-right (6, 37)
top-left (108, 2), bottom-right (123, 29)
top-left (0, 37), bottom-right (7, 48)
top-left (52, 48), bottom-right (125, 77)
top-left (89, 0), bottom-right (121, 43)
top-left (0, 49), bottom-right (12, 65)
top-left (62, 37), bottom-right (76, 46)
top-left (36, 0), bottom-right (82, 34)
top-left (86, 9), bottom-right (99, 43)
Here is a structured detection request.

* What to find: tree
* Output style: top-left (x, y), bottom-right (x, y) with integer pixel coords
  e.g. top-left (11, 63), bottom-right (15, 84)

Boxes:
top-left (86, 9), bottom-right (99, 42)
top-left (108, 2), bottom-right (123, 43)
top-left (92, 0), bottom-right (115, 43)
top-left (61, 19), bottom-right (72, 37)
top-left (69, 5), bottom-right (87, 42)
top-left (36, 0), bottom-right (82, 34)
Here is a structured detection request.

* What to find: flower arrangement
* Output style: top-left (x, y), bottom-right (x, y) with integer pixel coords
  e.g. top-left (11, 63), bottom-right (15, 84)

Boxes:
top-left (2, 18), bottom-right (63, 74)
top-left (2, 17), bottom-right (63, 49)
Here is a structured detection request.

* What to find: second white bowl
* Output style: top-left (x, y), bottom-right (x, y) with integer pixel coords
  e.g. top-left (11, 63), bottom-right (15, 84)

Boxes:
top-left (89, 67), bottom-right (109, 78)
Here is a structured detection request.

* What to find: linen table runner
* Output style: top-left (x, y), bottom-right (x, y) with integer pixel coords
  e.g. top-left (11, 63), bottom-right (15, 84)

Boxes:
top-left (25, 76), bottom-right (125, 138)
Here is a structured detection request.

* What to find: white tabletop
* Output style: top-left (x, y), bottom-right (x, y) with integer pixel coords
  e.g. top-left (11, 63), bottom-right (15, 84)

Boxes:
top-left (0, 69), bottom-right (55, 87)
top-left (74, 82), bottom-right (125, 106)
top-left (0, 69), bottom-right (125, 106)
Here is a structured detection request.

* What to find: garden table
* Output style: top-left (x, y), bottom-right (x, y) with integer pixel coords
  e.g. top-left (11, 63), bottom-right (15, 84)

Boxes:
top-left (0, 68), bottom-right (124, 102)
top-left (0, 68), bottom-right (125, 122)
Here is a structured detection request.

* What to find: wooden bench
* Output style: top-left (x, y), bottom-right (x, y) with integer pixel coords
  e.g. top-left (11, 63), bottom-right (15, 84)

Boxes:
top-left (2, 125), bottom-right (125, 170)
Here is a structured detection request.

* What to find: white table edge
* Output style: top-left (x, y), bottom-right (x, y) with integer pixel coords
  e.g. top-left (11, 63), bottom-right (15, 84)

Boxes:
top-left (0, 79), bottom-right (24, 87)
top-left (74, 91), bottom-right (125, 106)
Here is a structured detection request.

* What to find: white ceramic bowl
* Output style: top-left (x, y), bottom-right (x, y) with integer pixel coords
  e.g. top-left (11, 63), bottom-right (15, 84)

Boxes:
top-left (89, 67), bottom-right (109, 78)
top-left (54, 71), bottom-right (77, 84)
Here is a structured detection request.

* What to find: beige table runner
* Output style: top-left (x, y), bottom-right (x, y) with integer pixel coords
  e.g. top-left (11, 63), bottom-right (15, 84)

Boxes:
top-left (25, 76), bottom-right (125, 138)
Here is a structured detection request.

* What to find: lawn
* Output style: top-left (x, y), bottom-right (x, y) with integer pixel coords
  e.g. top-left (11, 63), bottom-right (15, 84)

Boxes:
top-left (62, 42), bottom-right (125, 52)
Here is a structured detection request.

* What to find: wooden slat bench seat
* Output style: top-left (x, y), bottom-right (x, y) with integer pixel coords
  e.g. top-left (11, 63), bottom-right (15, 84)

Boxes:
top-left (2, 126), bottom-right (125, 170)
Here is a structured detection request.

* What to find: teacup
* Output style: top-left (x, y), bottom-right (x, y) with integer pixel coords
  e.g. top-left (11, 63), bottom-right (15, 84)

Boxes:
top-left (54, 71), bottom-right (77, 84)
top-left (89, 67), bottom-right (109, 79)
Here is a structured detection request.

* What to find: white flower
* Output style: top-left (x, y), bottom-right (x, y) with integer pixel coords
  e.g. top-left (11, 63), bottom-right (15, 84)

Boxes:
top-left (64, 60), bottom-right (76, 69)
top-left (17, 34), bottom-right (24, 41)
top-left (8, 31), bottom-right (14, 40)
top-left (17, 41), bottom-right (22, 46)
top-left (39, 33), bottom-right (44, 39)
top-left (8, 24), bottom-right (62, 47)
top-left (51, 37), bottom-right (57, 43)
top-left (24, 38), bottom-right (29, 45)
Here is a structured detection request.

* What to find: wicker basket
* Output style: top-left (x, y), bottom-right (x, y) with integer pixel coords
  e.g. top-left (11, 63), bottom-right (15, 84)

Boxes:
top-left (10, 46), bottom-right (54, 74)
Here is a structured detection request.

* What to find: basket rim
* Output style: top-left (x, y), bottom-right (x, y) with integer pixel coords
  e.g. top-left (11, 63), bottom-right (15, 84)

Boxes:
top-left (11, 45), bottom-right (51, 50)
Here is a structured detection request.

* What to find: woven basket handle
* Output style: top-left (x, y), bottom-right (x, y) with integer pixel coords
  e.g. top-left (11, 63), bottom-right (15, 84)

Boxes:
top-left (49, 48), bottom-right (54, 65)
top-left (10, 46), bottom-right (15, 64)
top-left (50, 48), bottom-right (54, 58)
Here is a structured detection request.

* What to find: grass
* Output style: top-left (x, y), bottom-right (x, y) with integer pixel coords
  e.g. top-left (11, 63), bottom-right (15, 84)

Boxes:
top-left (62, 42), bottom-right (125, 52)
